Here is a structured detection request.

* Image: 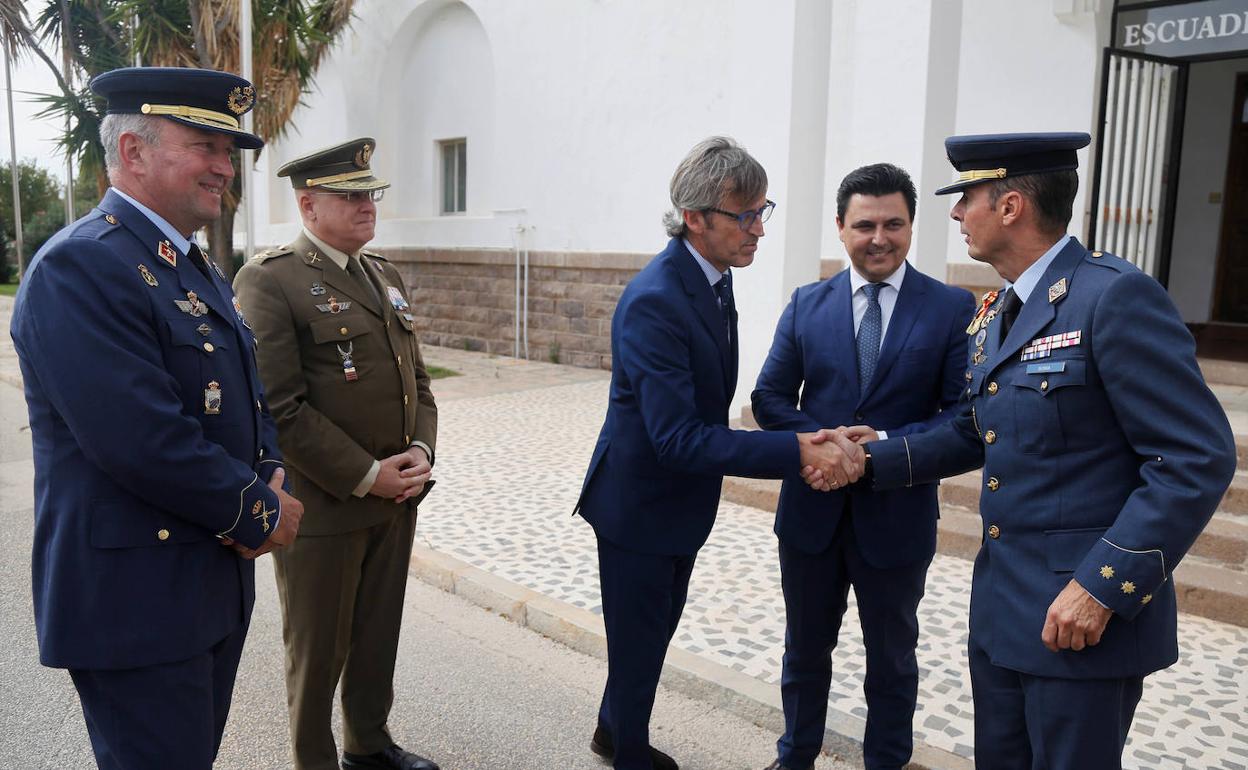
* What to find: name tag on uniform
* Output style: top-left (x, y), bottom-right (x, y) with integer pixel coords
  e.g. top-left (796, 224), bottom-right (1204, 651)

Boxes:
top-left (1026, 361), bottom-right (1066, 374)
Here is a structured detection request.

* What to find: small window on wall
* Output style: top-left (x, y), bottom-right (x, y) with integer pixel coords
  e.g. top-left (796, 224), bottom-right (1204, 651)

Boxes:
top-left (439, 139), bottom-right (467, 215)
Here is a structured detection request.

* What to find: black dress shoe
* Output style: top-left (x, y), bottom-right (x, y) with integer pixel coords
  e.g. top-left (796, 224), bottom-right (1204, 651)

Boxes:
top-left (590, 724), bottom-right (678, 770)
top-left (762, 761), bottom-right (810, 770)
top-left (342, 744), bottom-right (440, 770)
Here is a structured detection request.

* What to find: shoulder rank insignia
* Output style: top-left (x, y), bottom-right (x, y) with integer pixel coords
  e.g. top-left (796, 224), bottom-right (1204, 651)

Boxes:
top-left (315, 296), bottom-right (351, 314)
top-left (157, 240), bottom-right (177, 268)
top-left (138, 264), bottom-right (159, 287)
top-left (175, 291), bottom-right (209, 317)
top-left (966, 290), bottom-right (999, 335)
top-left (1048, 278), bottom-right (1068, 304)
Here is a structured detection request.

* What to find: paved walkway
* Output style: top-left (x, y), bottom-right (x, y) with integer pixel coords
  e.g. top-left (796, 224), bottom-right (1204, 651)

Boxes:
top-left (419, 346), bottom-right (1248, 770)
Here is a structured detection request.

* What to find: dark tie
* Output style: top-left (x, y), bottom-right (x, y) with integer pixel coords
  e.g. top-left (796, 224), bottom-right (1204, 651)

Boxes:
top-left (999, 287), bottom-right (1022, 339)
top-left (714, 273), bottom-right (734, 344)
top-left (187, 242), bottom-right (213, 281)
top-left (347, 256), bottom-right (382, 312)
top-left (857, 282), bottom-right (884, 394)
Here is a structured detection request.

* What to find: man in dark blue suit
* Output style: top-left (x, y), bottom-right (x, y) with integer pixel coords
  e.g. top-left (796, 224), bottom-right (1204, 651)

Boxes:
top-left (575, 137), bottom-right (862, 770)
top-left (847, 133), bottom-right (1237, 769)
top-left (751, 163), bottom-right (974, 770)
top-left (10, 67), bottom-right (304, 769)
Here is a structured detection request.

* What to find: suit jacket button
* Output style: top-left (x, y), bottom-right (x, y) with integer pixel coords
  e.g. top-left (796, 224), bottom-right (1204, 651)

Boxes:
top-left (854, 412), bottom-right (864, 421)
top-left (987, 381), bottom-right (998, 395)
top-left (987, 524), bottom-right (1001, 539)
top-left (987, 476), bottom-right (1000, 491)
top-left (984, 430), bottom-right (997, 444)
top-left (157, 529), bottom-right (170, 541)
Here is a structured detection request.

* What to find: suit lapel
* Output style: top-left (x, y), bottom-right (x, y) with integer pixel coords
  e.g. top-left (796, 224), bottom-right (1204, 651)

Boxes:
top-left (861, 268), bottom-right (925, 404)
top-left (987, 239), bottom-right (1085, 371)
top-left (670, 241), bottom-right (733, 393)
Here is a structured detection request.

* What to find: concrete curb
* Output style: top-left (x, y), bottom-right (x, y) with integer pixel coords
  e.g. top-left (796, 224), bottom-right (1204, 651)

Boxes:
top-left (409, 543), bottom-right (974, 770)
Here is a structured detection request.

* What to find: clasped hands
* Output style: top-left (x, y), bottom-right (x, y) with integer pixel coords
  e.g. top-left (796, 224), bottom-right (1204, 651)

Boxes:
top-left (796, 425), bottom-right (878, 492)
top-left (370, 446), bottom-right (433, 503)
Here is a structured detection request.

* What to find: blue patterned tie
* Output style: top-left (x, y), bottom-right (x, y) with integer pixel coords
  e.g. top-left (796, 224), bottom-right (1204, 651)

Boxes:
top-left (857, 282), bottom-right (883, 394)
top-left (714, 273), bottom-right (733, 344)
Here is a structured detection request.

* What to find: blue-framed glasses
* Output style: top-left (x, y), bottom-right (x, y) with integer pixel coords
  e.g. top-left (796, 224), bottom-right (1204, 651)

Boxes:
top-left (704, 199), bottom-right (775, 231)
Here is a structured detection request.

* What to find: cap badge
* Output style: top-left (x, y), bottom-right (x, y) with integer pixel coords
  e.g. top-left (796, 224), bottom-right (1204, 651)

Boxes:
top-left (354, 143), bottom-right (373, 168)
top-left (226, 85), bottom-right (255, 115)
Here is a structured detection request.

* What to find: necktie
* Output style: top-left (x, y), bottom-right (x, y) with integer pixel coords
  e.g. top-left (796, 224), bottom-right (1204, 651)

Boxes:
top-left (999, 287), bottom-right (1022, 339)
top-left (714, 273), bottom-right (734, 344)
top-left (187, 242), bottom-right (213, 281)
top-left (347, 256), bottom-right (382, 313)
top-left (857, 282), bottom-right (884, 394)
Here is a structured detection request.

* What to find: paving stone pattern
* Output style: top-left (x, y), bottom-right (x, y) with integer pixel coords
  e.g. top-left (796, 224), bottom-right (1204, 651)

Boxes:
top-left (417, 348), bottom-right (1247, 768)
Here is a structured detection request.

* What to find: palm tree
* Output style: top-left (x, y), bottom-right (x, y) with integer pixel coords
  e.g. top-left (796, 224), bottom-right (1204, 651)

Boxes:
top-left (27, 0), bottom-right (355, 276)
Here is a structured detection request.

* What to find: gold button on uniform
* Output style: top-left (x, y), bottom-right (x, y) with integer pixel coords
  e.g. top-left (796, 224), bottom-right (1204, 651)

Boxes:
top-left (987, 524), bottom-right (1001, 539)
top-left (403, 394), bottom-right (409, 405)
top-left (984, 430), bottom-right (997, 444)
top-left (404, 434), bottom-right (411, 444)
top-left (987, 381), bottom-right (998, 395)
top-left (986, 477), bottom-right (999, 491)
top-left (1040, 380), bottom-right (1049, 391)
top-left (1092, 250), bottom-right (1103, 258)
top-left (203, 342), bottom-right (214, 352)
top-left (396, 355), bottom-right (403, 366)
top-left (340, 327), bottom-right (349, 336)
top-left (256, 400), bottom-right (262, 411)
top-left (157, 528), bottom-right (170, 541)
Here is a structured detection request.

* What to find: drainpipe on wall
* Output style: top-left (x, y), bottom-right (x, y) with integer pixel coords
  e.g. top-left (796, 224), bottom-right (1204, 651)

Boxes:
top-left (494, 209), bottom-right (529, 359)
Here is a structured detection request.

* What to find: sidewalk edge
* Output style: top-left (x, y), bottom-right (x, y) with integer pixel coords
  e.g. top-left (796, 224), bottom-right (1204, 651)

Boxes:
top-left (409, 543), bottom-right (974, 770)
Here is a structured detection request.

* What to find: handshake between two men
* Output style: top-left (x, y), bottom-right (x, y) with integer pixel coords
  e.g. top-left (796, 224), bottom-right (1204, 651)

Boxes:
top-left (794, 426), bottom-right (877, 492)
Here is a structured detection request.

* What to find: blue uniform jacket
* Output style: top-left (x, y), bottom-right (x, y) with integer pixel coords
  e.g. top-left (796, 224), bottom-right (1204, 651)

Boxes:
top-left (11, 190), bottom-right (283, 670)
top-left (870, 239), bottom-right (1236, 679)
top-left (575, 238), bottom-right (799, 556)
top-left (752, 267), bottom-right (974, 567)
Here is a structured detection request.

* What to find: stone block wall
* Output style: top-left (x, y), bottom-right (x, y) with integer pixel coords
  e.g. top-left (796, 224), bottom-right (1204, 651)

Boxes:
top-left (375, 247), bottom-right (652, 370)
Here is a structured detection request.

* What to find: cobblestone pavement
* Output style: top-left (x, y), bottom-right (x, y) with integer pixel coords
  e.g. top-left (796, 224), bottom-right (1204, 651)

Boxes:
top-left (420, 346), bottom-right (1248, 770)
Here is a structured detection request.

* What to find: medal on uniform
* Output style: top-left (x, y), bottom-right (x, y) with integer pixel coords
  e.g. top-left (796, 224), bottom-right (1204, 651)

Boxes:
top-left (204, 381), bottom-right (222, 414)
top-left (966, 290), bottom-right (999, 334)
top-left (197, 323), bottom-right (212, 336)
top-left (310, 282), bottom-right (327, 296)
top-left (138, 264), bottom-right (159, 287)
top-left (385, 285), bottom-right (410, 311)
top-left (157, 240), bottom-right (177, 268)
top-left (232, 296), bottom-right (251, 329)
top-left (337, 342), bottom-right (359, 381)
top-left (974, 328), bottom-right (988, 348)
top-left (175, 290), bottom-right (208, 317)
top-left (316, 296), bottom-right (352, 314)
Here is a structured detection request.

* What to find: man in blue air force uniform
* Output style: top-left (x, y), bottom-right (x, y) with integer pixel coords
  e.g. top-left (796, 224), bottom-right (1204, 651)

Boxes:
top-left (844, 133), bottom-right (1237, 769)
top-left (10, 67), bottom-right (304, 769)
top-left (751, 163), bottom-right (974, 770)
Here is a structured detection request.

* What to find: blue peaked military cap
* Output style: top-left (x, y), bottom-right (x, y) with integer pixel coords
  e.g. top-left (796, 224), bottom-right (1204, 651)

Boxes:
top-left (90, 66), bottom-right (264, 150)
top-left (934, 132), bottom-right (1090, 195)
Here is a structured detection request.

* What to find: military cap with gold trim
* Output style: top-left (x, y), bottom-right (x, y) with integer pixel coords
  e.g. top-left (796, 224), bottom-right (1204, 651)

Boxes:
top-left (276, 137), bottom-right (389, 192)
top-left (935, 132), bottom-right (1091, 195)
top-left (90, 66), bottom-right (263, 150)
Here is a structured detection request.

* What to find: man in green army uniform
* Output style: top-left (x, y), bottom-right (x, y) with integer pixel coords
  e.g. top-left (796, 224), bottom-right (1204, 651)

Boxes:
top-left (234, 138), bottom-right (440, 770)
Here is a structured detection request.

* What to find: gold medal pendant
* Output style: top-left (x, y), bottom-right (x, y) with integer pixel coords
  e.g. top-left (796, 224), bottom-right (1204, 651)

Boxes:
top-left (204, 381), bottom-right (222, 414)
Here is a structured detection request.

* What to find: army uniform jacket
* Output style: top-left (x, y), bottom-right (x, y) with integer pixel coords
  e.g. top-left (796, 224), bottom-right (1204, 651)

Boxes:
top-left (234, 233), bottom-right (437, 537)
top-left (11, 189), bottom-right (284, 670)
top-left (870, 238), bottom-right (1236, 679)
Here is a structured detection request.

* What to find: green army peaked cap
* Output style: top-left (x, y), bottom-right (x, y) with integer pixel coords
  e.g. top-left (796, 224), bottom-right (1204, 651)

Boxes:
top-left (276, 137), bottom-right (389, 191)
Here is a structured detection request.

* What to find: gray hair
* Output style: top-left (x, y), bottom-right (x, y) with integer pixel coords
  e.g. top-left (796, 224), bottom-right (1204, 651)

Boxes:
top-left (100, 113), bottom-right (163, 179)
top-left (662, 136), bottom-right (767, 237)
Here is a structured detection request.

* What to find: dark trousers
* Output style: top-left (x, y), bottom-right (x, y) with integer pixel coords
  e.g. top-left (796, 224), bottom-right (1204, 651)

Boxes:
top-left (969, 636), bottom-right (1143, 770)
top-left (274, 510), bottom-right (417, 770)
top-left (777, 515), bottom-right (929, 770)
top-left (596, 533), bottom-right (697, 770)
top-left (70, 618), bottom-right (249, 770)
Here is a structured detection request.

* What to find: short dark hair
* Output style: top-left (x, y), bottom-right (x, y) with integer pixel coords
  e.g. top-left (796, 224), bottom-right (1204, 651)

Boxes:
top-left (835, 163), bottom-right (917, 223)
top-left (987, 170), bottom-right (1078, 233)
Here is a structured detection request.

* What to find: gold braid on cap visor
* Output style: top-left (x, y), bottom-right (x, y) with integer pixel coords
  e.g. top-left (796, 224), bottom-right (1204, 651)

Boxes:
top-left (306, 169), bottom-right (373, 187)
top-left (956, 168), bottom-right (1008, 182)
top-left (141, 103), bottom-right (240, 130)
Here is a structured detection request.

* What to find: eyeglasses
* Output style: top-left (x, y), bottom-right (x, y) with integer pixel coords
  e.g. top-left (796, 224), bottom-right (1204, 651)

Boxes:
top-left (310, 189), bottom-right (385, 203)
top-left (704, 199), bottom-right (775, 231)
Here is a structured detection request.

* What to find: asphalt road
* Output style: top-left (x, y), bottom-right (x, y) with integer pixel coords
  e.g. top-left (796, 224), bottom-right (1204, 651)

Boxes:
top-left (0, 379), bottom-right (854, 769)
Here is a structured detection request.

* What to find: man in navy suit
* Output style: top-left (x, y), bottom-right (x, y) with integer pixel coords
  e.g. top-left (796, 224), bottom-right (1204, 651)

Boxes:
top-left (848, 133), bottom-right (1237, 769)
top-left (575, 137), bottom-right (862, 770)
top-left (751, 163), bottom-right (974, 770)
top-left (10, 67), bottom-right (304, 769)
